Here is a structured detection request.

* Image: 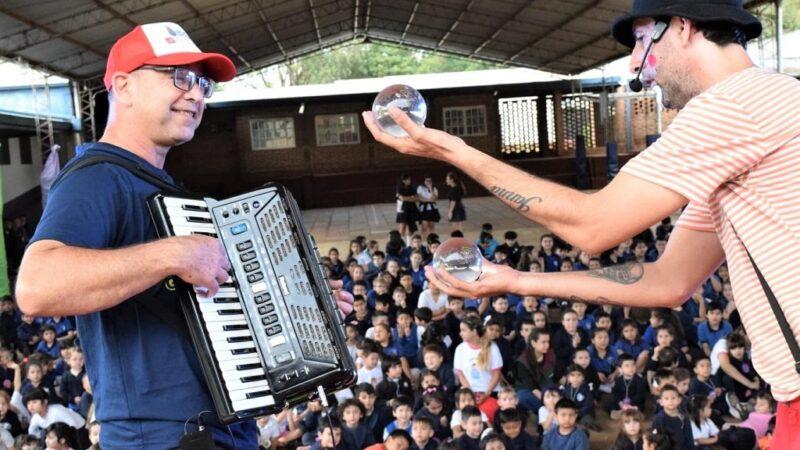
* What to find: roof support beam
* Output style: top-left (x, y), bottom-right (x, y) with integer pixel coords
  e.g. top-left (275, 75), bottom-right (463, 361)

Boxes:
top-left (252, 0), bottom-right (287, 60)
top-left (93, 0), bottom-right (138, 27)
top-left (308, 0), bottom-right (324, 46)
top-left (437, 0), bottom-right (476, 48)
top-left (541, 28), bottom-right (615, 67)
top-left (400, 0), bottom-right (421, 43)
top-left (0, 5), bottom-right (107, 59)
top-left (177, 0), bottom-right (254, 70)
top-left (470, 1), bottom-right (530, 57)
top-left (505, 0), bottom-right (604, 63)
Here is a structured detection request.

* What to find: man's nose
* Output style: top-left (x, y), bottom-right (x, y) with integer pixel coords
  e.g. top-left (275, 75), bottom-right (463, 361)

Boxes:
top-left (629, 44), bottom-right (645, 75)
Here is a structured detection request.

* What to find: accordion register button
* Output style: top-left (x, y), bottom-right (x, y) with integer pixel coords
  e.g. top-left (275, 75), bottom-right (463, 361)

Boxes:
top-left (236, 240), bottom-right (253, 251)
top-left (266, 325), bottom-right (282, 336)
top-left (269, 335), bottom-right (287, 347)
top-left (275, 352), bottom-right (293, 364)
top-left (251, 281), bottom-right (267, 294)
top-left (239, 251), bottom-right (256, 262)
top-left (231, 223), bottom-right (247, 235)
top-left (247, 272), bottom-right (264, 283)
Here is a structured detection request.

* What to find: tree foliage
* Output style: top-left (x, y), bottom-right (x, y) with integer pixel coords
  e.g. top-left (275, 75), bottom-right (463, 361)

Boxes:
top-left (276, 42), bottom-right (501, 86)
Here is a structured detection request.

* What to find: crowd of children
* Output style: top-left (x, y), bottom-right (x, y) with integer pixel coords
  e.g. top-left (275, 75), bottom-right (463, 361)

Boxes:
top-left (0, 217), bottom-right (778, 449)
top-left (252, 221), bottom-right (777, 450)
top-left (0, 298), bottom-right (98, 450)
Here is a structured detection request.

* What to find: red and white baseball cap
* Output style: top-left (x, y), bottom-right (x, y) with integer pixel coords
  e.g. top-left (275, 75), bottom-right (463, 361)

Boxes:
top-left (104, 22), bottom-right (236, 91)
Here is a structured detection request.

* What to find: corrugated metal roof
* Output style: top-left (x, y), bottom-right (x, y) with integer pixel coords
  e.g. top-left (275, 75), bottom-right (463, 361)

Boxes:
top-left (0, 0), bottom-right (770, 83)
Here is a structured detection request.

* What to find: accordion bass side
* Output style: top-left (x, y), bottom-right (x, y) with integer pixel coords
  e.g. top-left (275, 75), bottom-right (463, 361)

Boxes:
top-left (147, 183), bottom-right (356, 424)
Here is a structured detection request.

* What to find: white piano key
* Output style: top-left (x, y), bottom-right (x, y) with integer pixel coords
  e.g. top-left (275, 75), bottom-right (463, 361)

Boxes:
top-left (164, 197), bottom-right (209, 210)
top-left (200, 312), bottom-right (245, 323)
top-left (208, 329), bottom-right (252, 341)
top-left (198, 302), bottom-right (243, 315)
top-left (225, 378), bottom-right (270, 392)
top-left (169, 216), bottom-right (216, 230)
top-left (210, 339), bottom-right (255, 352)
top-left (204, 320), bottom-right (248, 333)
top-left (232, 395), bottom-right (275, 412)
top-left (221, 367), bottom-right (266, 379)
top-left (218, 356), bottom-right (261, 372)
top-left (165, 208), bottom-right (212, 220)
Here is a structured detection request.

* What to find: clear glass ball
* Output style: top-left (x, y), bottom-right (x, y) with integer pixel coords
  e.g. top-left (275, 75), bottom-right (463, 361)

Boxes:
top-left (432, 238), bottom-right (483, 283)
top-left (371, 84), bottom-right (427, 137)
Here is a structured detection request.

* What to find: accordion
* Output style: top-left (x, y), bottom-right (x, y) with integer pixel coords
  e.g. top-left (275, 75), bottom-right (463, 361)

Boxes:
top-left (148, 183), bottom-right (356, 424)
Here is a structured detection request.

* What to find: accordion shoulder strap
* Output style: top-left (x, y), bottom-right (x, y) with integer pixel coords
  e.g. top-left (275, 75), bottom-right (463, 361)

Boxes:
top-left (52, 152), bottom-right (191, 337)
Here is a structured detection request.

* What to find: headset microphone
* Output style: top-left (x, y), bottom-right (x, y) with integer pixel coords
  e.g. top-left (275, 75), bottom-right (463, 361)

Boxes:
top-left (629, 21), bottom-right (668, 92)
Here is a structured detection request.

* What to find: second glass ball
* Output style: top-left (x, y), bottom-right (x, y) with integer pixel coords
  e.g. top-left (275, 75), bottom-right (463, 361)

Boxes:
top-left (432, 238), bottom-right (483, 283)
top-left (372, 84), bottom-right (427, 137)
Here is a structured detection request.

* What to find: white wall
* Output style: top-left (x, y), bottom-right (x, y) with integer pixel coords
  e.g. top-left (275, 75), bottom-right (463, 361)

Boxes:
top-left (1, 136), bottom-right (43, 203)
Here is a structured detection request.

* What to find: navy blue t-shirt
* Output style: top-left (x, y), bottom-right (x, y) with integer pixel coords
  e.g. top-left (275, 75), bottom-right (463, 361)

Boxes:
top-left (31, 143), bottom-right (257, 449)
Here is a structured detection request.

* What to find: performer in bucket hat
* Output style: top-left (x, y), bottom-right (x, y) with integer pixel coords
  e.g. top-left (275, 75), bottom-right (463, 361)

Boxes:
top-left (16, 23), bottom-right (257, 449)
top-left (364, 2), bottom-right (800, 447)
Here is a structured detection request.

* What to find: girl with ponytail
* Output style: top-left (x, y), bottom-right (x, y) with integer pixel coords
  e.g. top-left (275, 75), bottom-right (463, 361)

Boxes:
top-left (454, 315), bottom-right (504, 422)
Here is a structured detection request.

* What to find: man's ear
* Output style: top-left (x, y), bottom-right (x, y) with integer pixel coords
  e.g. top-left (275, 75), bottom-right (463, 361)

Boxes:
top-left (109, 72), bottom-right (134, 107)
top-left (678, 17), bottom-right (698, 47)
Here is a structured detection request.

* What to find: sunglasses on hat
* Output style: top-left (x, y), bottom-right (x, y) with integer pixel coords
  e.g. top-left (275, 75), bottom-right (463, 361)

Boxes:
top-left (138, 65), bottom-right (216, 98)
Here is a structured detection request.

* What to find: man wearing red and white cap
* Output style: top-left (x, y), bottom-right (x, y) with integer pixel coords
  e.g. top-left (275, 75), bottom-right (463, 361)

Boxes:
top-left (16, 23), bottom-right (257, 448)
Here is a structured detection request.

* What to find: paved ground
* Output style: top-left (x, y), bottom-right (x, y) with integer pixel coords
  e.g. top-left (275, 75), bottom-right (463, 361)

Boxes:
top-left (301, 196), bottom-right (551, 253)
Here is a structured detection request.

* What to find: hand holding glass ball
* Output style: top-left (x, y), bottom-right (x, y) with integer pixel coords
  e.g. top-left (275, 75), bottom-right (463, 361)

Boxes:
top-left (371, 84), bottom-right (427, 138)
top-left (432, 238), bottom-right (483, 283)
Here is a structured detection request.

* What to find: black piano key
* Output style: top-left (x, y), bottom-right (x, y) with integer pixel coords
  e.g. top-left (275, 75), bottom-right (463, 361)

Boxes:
top-left (190, 231), bottom-right (217, 237)
top-left (245, 390), bottom-right (270, 399)
top-left (227, 336), bottom-right (253, 343)
top-left (218, 309), bottom-right (243, 316)
top-left (186, 216), bottom-right (213, 224)
top-left (236, 363), bottom-right (263, 371)
top-left (222, 324), bottom-right (249, 331)
top-left (231, 348), bottom-right (257, 355)
top-left (241, 375), bottom-right (267, 383)
top-left (181, 204), bottom-right (208, 212)
top-left (213, 298), bottom-right (239, 304)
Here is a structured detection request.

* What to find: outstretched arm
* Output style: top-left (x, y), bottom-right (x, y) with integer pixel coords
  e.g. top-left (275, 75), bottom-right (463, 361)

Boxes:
top-left (426, 226), bottom-right (725, 309)
top-left (363, 109), bottom-right (687, 254)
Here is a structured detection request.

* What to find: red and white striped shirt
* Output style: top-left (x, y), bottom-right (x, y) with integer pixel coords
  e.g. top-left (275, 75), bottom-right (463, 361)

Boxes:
top-left (622, 67), bottom-right (800, 402)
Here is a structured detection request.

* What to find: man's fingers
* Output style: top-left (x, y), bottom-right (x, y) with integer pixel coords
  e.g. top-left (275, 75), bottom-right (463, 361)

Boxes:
top-left (388, 106), bottom-right (422, 137)
top-left (215, 268), bottom-right (229, 284)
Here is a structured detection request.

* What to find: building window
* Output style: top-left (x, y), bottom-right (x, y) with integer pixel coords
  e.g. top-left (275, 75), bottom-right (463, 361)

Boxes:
top-left (315, 113), bottom-right (360, 146)
top-left (443, 105), bottom-right (487, 137)
top-left (19, 137), bottom-right (32, 165)
top-left (250, 117), bottom-right (296, 150)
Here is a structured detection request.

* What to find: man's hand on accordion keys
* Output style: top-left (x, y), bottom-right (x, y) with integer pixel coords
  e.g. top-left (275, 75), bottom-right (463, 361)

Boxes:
top-left (168, 234), bottom-right (231, 297)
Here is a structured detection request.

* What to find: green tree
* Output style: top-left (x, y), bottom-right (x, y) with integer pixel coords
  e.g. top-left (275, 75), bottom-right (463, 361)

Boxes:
top-left (750, 0), bottom-right (800, 38)
top-left (278, 42), bottom-right (501, 86)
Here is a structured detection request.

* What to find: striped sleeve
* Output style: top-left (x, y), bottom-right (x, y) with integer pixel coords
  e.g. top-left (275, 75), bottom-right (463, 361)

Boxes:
top-left (676, 202), bottom-right (716, 232)
top-left (621, 93), bottom-right (767, 205)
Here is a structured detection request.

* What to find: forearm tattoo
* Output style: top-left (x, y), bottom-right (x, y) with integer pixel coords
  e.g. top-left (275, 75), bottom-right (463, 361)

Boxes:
top-left (587, 262), bottom-right (644, 285)
top-left (489, 186), bottom-right (542, 213)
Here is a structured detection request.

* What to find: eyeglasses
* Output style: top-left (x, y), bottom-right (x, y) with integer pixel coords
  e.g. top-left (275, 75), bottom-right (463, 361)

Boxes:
top-left (138, 66), bottom-right (216, 98)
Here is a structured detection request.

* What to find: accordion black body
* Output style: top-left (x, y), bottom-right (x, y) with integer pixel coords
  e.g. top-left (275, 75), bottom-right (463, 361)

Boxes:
top-left (147, 183), bottom-right (355, 424)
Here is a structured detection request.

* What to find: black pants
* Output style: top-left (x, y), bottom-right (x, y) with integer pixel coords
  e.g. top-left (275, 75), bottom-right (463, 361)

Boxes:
top-left (718, 427), bottom-right (756, 450)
